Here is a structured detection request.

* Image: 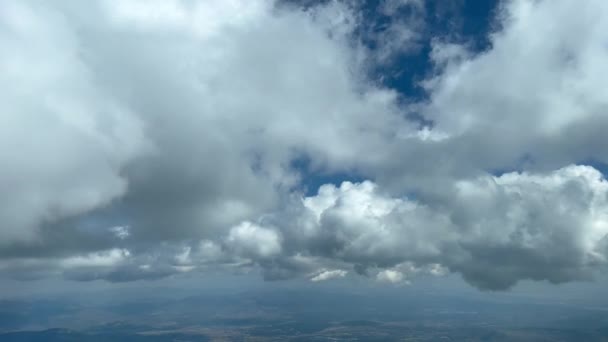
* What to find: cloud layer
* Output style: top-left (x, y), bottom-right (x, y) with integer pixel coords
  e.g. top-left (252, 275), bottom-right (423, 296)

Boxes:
top-left (2, 0), bottom-right (608, 290)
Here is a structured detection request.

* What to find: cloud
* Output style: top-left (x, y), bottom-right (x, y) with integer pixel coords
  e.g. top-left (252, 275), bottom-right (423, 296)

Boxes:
top-left (446, 166), bottom-right (608, 289)
top-left (2, 0), bottom-right (608, 291)
top-left (225, 166), bottom-right (608, 290)
top-left (109, 226), bottom-right (130, 240)
top-left (0, 0), bottom-right (407, 252)
top-left (61, 249), bottom-right (130, 269)
top-left (0, 1), bottom-right (148, 245)
top-left (310, 269), bottom-right (348, 282)
top-left (226, 222), bottom-right (282, 259)
top-left (376, 269), bottom-right (405, 284)
top-left (421, 0), bottom-right (608, 171)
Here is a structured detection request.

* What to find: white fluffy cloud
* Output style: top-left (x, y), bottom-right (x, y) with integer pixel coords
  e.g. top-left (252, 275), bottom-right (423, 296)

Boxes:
top-left (226, 222), bottom-right (282, 259)
top-left (310, 269), bottom-right (348, 282)
top-left (422, 0), bottom-right (608, 171)
top-left (244, 167), bottom-right (608, 290)
top-left (0, 2), bottom-right (148, 245)
top-left (2, 0), bottom-right (608, 291)
top-left (377, 269), bottom-right (405, 284)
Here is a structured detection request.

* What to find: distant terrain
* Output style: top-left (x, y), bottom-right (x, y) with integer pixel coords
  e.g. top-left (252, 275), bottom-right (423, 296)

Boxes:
top-left (2, 285), bottom-right (608, 341)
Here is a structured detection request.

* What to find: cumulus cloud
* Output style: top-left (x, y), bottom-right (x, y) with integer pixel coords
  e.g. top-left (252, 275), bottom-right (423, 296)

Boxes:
top-left (226, 222), bottom-right (282, 259)
top-left (422, 0), bottom-right (608, 171)
top-left (0, 1), bottom-right (148, 245)
top-left (377, 269), bottom-right (405, 284)
top-left (214, 166), bottom-right (608, 290)
top-left (239, 168), bottom-right (608, 290)
top-left (109, 226), bottom-right (130, 240)
top-left (310, 269), bottom-right (348, 282)
top-left (2, 0), bottom-right (608, 291)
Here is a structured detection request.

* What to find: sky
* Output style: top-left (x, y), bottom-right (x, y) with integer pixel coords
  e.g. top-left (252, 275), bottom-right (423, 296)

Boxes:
top-left (2, 0), bottom-right (608, 297)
